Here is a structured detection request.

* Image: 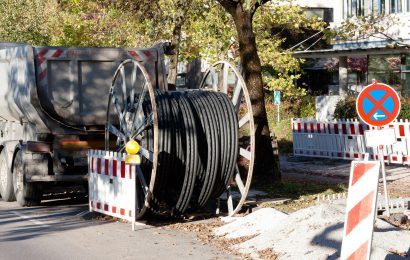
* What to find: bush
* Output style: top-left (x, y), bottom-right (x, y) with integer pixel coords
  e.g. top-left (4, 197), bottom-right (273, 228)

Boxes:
top-left (333, 95), bottom-right (357, 120)
top-left (333, 96), bottom-right (410, 120)
top-left (297, 95), bottom-right (316, 118)
top-left (399, 99), bottom-right (410, 119)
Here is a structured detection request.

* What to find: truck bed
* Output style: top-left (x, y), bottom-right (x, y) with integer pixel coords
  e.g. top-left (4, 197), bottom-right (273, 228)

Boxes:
top-left (33, 45), bottom-right (166, 128)
top-left (0, 43), bottom-right (167, 134)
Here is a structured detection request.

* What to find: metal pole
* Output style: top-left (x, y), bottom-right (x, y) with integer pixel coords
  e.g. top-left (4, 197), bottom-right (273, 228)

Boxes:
top-left (379, 145), bottom-right (390, 216)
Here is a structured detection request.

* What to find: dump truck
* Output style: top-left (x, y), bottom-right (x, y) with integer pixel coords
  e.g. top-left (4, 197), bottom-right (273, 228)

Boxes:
top-left (0, 42), bottom-right (169, 206)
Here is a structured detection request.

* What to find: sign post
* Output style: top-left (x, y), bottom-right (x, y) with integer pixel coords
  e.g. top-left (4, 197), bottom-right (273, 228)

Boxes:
top-left (357, 82), bottom-right (401, 217)
top-left (364, 128), bottom-right (396, 216)
top-left (274, 91), bottom-right (280, 123)
top-left (341, 82), bottom-right (401, 259)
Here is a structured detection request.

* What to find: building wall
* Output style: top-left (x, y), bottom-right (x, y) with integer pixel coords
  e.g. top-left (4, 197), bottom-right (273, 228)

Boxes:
top-left (332, 0), bottom-right (410, 49)
top-left (294, 0), bottom-right (335, 8)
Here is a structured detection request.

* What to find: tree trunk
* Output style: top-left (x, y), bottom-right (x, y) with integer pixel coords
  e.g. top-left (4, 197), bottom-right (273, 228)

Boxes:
top-left (230, 5), bottom-right (280, 182)
top-left (167, 6), bottom-right (186, 90)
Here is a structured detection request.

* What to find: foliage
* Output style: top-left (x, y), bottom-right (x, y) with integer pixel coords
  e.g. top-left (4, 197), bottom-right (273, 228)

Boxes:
top-left (49, 0), bottom-right (163, 47)
top-left (327, 13), bottom-right (405, 47)
top-left (297, 96), bottom-right (316, 118)
top-left (399, 99), bottom-right (410, 119)
top-left (333, 96), bottom-right (410, 120)
top-left (254, 2), bottom-right (326, 99)
top-left (0, 0), bottom-right (56, 45)
top-left (333, 95), bottom-right (358, 120)
top-left (183, 3), bottom-right (234, 62)
top-left (266, 101), bottom-right (292, 154)
top-left (266, 95), bottom-right (315, 154)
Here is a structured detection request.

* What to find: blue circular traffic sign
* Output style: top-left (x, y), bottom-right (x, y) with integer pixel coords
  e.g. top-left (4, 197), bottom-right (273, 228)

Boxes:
top-left (356, 83), bottom-right (401, 127)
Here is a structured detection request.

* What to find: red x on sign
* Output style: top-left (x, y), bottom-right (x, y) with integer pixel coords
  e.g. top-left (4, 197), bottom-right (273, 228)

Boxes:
top-left (356, 83), bottom-right (401, 127)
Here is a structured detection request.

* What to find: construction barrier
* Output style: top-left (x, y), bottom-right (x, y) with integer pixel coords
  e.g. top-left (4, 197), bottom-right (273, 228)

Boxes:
top-left (88, 150), bottom-right (138, 229)
top-left (341, 161), bottom-right (380, 260)
top-left (292, 118), bottom-right (410, 165)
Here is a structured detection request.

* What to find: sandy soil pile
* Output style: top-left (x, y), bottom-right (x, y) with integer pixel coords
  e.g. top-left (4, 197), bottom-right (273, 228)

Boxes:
top-left (216, 203), bottom-right (410, 259)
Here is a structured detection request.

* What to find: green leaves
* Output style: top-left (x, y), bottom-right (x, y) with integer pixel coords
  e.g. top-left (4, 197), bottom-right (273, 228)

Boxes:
top-left (253, 2), bottom-right (325, 99)
top-left (0, 0), bottom-right (54, 45)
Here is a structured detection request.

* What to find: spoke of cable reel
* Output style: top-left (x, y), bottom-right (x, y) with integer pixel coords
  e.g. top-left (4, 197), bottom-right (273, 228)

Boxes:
top-left (133, 112), bottom-right (153, 138)
top-left (140, 146), bottom-right (154, 162)
top-left (107, 122), bottom-right (126, 140)
top-left (111, 91), bottom-right (128, 136)
top-left (120, 66), bottom-right (128, 111)
top-left (130, 62), bottom-right (137, 105)
top-left (227, 186), bottom-right (234, 214)
top-left (231, 80), bottom-right (242, 107)
top-left (239, 148), bottom-right (251, 161)
top-left (131, 83), bottom-right (148, 137)
top-left (136, 165), bottom-right (148, 196)
top-left (238, 112), bottom-right (250, 129)
top-left (222, 64), bottom-right (229, 94)
top-left (234, 168), bottom-right (245, 196)
top-left (117, 113), bottom-right (153, 153)
top-left (211, 68), bottom-right (218, 91)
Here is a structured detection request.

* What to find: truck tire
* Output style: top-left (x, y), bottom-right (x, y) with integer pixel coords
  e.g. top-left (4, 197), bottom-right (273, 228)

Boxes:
top-left (13, 150), bottom-right (42, 206)
top-left (0, 149), bottom-right (16, 201)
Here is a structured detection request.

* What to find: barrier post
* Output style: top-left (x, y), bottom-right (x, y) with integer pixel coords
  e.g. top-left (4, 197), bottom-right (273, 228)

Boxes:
top-left (131, 164), bottom-right (136, 231)
top-left (341, 161), bottom-right (380, 260)
top-left (378, 145), bottom-right (391, 216)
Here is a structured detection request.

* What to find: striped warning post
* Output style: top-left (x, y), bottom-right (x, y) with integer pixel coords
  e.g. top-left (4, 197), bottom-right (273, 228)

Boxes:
top-left (340, 161), bottom-right (380, 260)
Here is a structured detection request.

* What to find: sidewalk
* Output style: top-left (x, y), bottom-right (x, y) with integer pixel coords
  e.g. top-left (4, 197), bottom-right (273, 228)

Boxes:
top-left (280, 155), bottom-right (410, 197)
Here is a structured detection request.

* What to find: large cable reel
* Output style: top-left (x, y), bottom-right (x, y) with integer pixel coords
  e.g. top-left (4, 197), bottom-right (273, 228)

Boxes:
top-left (105, 59), bottom-right (254, 219)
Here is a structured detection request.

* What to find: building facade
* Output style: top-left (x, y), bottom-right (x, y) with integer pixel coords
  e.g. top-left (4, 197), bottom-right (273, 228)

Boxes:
top-left (295, 0), bottom-right (410, 98)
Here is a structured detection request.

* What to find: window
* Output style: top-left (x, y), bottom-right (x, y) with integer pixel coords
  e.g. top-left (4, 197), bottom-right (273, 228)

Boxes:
top-left (345, 0), bottom-right (404, 17)
top-left (378, 0), bottom-right (386, 13)
top-left (346, 0), bottom-right (372, 17)
top-left (305, 8), bottom-right (334, 22)
top-left (368, 55), bottom-right (403, 94)
top-left (390, 0), bottom-right (403, 13)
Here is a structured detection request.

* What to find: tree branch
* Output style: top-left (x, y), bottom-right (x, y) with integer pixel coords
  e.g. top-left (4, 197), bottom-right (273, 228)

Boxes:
top-left (217, 0), bottom-right (237, 14)
top-left (251, 0), bottom-right (270, 16)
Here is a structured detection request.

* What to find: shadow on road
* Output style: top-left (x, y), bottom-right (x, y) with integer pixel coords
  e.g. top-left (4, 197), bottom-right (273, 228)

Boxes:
top-left (311, 222), bottom-right (409, 259)
top-left (0, 196), bottom-right (109, 242)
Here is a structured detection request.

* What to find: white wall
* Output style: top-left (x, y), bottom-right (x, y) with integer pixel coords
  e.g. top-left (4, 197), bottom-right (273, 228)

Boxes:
top-left (293, 0), bottom-right (343, 23)
top-left (293, 0), bottom-right (335, 8)
top-left (316, 95), bottom-right (342, 121)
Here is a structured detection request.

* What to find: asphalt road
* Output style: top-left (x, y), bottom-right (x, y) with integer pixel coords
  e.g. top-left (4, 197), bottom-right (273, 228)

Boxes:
top-left (0, 197), bottom-right (234, 260)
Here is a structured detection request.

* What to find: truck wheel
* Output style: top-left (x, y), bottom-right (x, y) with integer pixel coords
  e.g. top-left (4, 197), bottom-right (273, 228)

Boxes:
top-left (0, 149), bottom-right (16, 201)
top-left (13, 150), bottom-right (42, 206)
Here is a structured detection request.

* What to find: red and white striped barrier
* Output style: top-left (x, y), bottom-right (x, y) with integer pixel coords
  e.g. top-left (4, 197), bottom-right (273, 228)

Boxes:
top-left (341, 161), bottom-right (380, 260)
top-left (292, 118), bottom-right (410, 165)
top-left (88, 150), bottom-right (137, 229)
